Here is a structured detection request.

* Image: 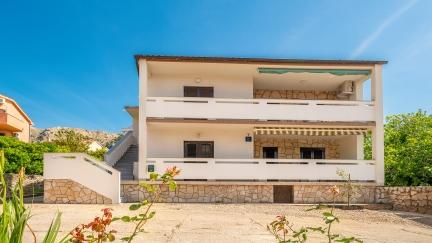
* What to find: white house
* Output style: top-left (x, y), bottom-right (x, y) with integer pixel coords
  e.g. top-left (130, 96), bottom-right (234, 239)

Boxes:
top-left (88, 141), bottom-right (105, 152)
top-left (44, 55), bottom-right (386, 204)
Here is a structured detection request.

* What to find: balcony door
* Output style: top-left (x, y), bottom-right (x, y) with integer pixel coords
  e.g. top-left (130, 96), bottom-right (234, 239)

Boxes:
top-left (184, 141), bottom-right (214, 158)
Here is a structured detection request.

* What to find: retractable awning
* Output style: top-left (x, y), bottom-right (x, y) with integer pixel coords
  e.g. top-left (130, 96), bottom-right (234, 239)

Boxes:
top-left (254, 127), bottom-right (369, 136)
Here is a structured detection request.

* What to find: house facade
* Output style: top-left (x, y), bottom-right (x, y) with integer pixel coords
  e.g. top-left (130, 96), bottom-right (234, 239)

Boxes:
top-left (120, 55), bottom-right (385, 202)
top-left (0, 94), bottom-right (33, 142)
top-left (44, 55), bottom-right (386, 204)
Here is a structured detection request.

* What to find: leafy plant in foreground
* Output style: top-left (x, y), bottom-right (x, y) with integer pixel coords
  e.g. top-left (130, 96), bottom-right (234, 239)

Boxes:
top-left (267, 215), bottom-right (324, 243)
top-left (114, 166), bottom-right (180, 242)
top-left (268, 185), bottom-right (362, 243)
top-left (0, 149), bottom-right (61, 243)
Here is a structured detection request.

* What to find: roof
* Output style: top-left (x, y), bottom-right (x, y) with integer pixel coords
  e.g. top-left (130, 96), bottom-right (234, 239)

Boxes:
top-left (0, 94), bottom-right (33, 125)
top-left (134, 55), bottom-right (388, 71)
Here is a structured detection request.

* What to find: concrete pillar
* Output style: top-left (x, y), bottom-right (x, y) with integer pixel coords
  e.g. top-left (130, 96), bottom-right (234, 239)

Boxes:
top-left (371, 64), bottom-right (384, 185)
top-left (138, 59), bottom-right (148, 180)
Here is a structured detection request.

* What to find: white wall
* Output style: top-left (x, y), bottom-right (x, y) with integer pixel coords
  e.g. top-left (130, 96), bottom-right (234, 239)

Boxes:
top-left (147, 123), bottom-right (254, 158)
top-left (148, 74), bottom-right (253, 98)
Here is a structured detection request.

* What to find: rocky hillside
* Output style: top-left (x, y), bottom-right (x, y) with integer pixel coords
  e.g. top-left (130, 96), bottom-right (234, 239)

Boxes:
top-left (31, 127), bottom-right (120, 147)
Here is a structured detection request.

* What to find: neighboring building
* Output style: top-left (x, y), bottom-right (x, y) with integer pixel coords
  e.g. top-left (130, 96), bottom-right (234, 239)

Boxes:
top-left (88, 141), bottom-right (105, 152)
top-left (45, 55), bottom-right (386, 204)
top-left (0, 94), bottom-right (33, 142)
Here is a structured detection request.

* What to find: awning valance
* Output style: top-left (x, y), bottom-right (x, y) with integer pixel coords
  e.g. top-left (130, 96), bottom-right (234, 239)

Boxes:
top-left (257, 68), bottom-right (371, 76)
top-left (254, 127), bottom-right (369, 136)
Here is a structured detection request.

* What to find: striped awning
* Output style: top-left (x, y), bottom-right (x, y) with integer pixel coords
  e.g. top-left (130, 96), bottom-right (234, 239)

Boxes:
top-left (254, 127), bottom-right (369, 136)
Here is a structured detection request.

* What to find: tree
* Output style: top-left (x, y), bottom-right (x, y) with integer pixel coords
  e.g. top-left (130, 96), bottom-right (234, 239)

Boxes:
top-left (52, 128), bottom-right (90, 152)
top-left (364, 110), bottom-right (432, 186)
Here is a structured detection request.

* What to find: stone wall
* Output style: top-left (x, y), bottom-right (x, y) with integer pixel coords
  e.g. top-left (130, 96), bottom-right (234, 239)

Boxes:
top-left (254, 137), bottom-right (340, 159)
top-left (294, 185), bottom-right (376, 204)
top-left (44, 179), bottom-right (112, 204)
top-left (121, 183), bottom-right (273, 203)
top-left (254, 89), bottom-right (349, 100)
top-left (375, 186), bottom-right (432, 214)
top-left (5, 174), bottom-right (43, 198)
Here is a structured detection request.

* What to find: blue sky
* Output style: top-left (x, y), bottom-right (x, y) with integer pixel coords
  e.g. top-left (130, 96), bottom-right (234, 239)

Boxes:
top-left (1, 0), bottom-right (431, 132)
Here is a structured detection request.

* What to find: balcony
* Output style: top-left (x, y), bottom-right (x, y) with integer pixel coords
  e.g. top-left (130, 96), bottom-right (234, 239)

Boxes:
top-left (146, 97), bottom-right (375, 122)
top-left (146, 158), bottom-right (376, 181)
top-left (0, 110), bottom-right (26, 132)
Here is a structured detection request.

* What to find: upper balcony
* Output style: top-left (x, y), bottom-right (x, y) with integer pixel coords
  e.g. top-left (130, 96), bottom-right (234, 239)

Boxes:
top-left (146, 97), bottom-right (375, 122)
top-left (139, 59), bottom-right (381, 124)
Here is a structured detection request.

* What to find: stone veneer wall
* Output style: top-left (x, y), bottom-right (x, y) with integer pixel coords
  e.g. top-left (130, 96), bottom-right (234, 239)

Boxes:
top-left (254, 137), bottom-right (340, 159)
top-left (121, 183), bottom-right (273, 203)
top-left (254, 89), bottom-right (349, 100)
top-left (44, 179), bottom-right (112, 204)
top-left (375, 186), bottom-right (432, 214)
top-left (5, 174), bottom-right (43, 198)
top-left (294, 185), bottom-right (376, 204)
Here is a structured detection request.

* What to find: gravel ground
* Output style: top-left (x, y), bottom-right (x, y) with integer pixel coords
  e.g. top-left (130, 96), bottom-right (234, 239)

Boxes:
top-left (24, 203), bottom-right (432, 242)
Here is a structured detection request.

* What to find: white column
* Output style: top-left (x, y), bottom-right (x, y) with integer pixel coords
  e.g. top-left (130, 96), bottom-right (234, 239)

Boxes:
top-left (138, 59), bottom-right (148, 180)
top-left (371, 64), bottom-right (384, 185)
top-left (354, 79), bottom-right (365, 159)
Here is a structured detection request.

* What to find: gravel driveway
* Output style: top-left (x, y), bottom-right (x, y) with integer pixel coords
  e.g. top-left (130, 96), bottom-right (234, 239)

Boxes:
top-left (25, 203), bottom-right (432, 242)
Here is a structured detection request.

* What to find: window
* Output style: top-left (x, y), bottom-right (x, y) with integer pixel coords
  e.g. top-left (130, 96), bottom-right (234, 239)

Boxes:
top-left (184, 141), bottom-right (214, 158)
top-left (300, 148), bottom-right (325, 159)
top-left (0, 133), bottom-right (5, 136)
top-left (263, 147), bottom-right (278, 159)
top-left (184, 86), bottom-right (214, 97)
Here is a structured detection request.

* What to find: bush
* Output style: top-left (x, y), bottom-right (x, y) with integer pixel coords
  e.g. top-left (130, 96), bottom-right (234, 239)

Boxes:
top-left (364, 110), bottom-right (432, 186)
top-left (0, 136), bottom-right (67, 175)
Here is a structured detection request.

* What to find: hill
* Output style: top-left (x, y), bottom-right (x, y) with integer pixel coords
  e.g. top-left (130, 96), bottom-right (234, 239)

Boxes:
top-left (31, 127), bottom-right (120, 147)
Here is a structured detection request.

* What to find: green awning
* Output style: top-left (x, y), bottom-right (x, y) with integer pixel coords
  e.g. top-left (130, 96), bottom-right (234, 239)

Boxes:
top-left (258, 68), bottom-right (371, 76)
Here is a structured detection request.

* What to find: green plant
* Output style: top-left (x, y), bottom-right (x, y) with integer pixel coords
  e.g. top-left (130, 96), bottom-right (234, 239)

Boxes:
top-left (268, 185), bottom-right (362, 243)
top-left (86, 148), bottom-right (108, 161)
top-left (0, 136), bottom-right (67, 175)
top-left (306, 186), bottom-right (362, 243)
top-left (0, 149), bottom-right (62, 243)
top-left (364, 110), bottom-right (432, 186)
top-left (52, 129), bottom-right (90, 153)
top-left (114, 166), bottom-right (180, 242)
top-left (267, 215), bottom-right (324, 243)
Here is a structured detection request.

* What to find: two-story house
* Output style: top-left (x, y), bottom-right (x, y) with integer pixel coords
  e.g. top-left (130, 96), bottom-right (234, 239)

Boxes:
top-left (44, 55), bottom-right (386, 204)
top-left (0, 94), bottom-right (33, 142)
top-left (106, 55), bottom-right (386, 203)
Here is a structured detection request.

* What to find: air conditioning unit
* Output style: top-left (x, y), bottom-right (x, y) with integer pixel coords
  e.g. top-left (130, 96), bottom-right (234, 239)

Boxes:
top-left (337, 81), bottom-right (354, 97)
top-left (13, 132), bottom-right (20, 139)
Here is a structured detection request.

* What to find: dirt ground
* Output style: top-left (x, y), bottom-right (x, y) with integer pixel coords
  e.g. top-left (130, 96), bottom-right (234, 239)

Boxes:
top-left (24, 203), bottom-right (432, 243)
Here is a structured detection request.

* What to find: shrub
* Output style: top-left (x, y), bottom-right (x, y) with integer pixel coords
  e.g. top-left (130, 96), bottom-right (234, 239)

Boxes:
top-left (364, 110), bottom-right (432, 186)
top-left (0, 136), bottom-right (67, 175)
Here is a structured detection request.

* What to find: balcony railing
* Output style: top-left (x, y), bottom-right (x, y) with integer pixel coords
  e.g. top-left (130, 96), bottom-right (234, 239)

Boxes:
top-left (146, 97), bottom-right (375, 122)
top-left (146, 158), bottom-right (376, 181)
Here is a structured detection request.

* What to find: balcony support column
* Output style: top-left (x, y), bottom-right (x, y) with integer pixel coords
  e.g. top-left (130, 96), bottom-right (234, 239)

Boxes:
top-left (138, 60), bottom-right (148, 180)
top-left (371, 64), bottom-right (384, 185)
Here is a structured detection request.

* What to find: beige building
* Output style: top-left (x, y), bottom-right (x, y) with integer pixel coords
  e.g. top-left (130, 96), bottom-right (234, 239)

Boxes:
top-left (44, 55), bottom-right (386, 204)
top-left (0, 94), bottom-right (33, 142)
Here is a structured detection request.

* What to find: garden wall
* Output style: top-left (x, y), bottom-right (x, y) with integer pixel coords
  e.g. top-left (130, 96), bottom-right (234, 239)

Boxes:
top-left (121, 182), bottom-right (273, 203)
top-left (375, 186), bottom-right (432, 214)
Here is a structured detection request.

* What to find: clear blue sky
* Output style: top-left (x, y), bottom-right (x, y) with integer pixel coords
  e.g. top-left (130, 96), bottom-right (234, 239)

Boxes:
top-left (1, 0), bottom-right (431, 132)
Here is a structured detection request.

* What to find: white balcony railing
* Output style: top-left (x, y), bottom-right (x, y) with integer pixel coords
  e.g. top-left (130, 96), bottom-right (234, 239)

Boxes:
top-left (146, 97), bottom-right (375, 122)
top-left (146, 158), bottom-right (376, 181)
